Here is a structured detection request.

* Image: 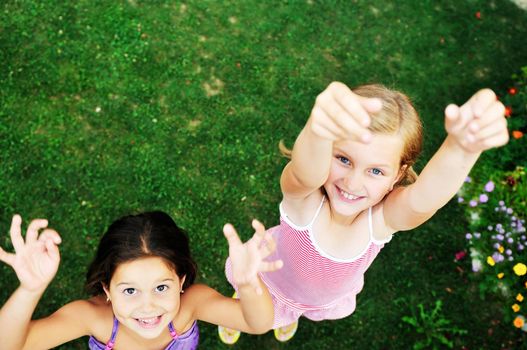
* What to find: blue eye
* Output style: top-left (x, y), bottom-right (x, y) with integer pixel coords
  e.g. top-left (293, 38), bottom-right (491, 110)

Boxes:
top-left (155, 285), bottom-right (169, 293)
top-left (370, 168), bottom-right (383, 176)
top-left (337, 156), bottom-right (350, 165)
top-left (123, 288), bottom-right (136, 295)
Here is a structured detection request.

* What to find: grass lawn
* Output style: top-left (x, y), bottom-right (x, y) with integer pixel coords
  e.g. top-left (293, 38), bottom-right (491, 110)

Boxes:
top-left (1, 1), bottom-right (527, 349)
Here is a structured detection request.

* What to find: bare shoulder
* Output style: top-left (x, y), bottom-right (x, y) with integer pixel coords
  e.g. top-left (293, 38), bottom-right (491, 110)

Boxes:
top-left (23, 296), bottom-right (112, 349)
top-left (281, 189), bottom-right (326, 226)
top-left (181, 284), bottom-right (219, 305)
top-left (177, 284), bottom-right (220, 327)
top-left (51, 296), bottom-right (111, 332)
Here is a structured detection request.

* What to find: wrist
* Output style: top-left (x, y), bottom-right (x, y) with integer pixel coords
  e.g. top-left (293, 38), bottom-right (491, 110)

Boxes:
top-left (18, 284), bottom-right (48, 297)
top-left (444, 134), bottom-right (482, 158)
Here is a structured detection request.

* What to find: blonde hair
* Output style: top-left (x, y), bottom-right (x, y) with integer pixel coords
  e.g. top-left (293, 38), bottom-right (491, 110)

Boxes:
top-left (280, 83), bottom-right (423, 187)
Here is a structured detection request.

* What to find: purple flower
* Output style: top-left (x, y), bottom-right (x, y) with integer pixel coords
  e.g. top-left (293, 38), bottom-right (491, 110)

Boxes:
top-left (479, 194), bottom-right (489, 203)
top-left (465, 176), bottom-right (472, 183)
top-left (465, 233), bottom-right (472, 240)
top-left (507, 208), bottom-right (513, 214)
top-left (469, 200), bottom-right (478, 207)
top-left (484, 181), bottom-right (495, 192)
top-left (492, 252), bottom-right (504, 262)
top-left (487, 225), bottom-right (493, 231)
top-left (496, 234), bottom-right (504, 241)
top-left (496, 224), bottom-right (503, 229)
top-left (506, 249), bottom-right (512, 255)
top-left (518, 244), bottom-right (525, 250)
top-left (509, 256), bottom-right (514, 261)
top-left (474, 232), bottom-right (481, 239)
top-left (457, 197), bottom-right (464, 203)
top-left (493, 243), bottom-right (500, 249)
top-left (499, 200), bottom-right (505, 206)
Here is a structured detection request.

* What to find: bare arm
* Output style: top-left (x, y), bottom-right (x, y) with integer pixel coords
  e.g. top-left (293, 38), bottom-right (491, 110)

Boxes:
top-left (193, 220), bottom-right (282, 333)
top-left (0, 216), bottom-right (62, 350)
top-left (0, 216), bottom-right (106, 349)
top-left (384, 89), bottom-right (509, 231)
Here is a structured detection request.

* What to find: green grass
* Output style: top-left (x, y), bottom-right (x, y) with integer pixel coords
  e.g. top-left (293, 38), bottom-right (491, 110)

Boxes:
top-left (1, 0), bottom-right (526, 349)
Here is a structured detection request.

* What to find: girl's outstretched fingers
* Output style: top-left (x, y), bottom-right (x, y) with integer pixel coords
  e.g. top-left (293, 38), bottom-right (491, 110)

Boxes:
top-left (445, 89), bottom-right (509, 153)
top-left (1, 215), bottom-right (62, 292)
top-left (223, 223), bottom-right (243, 248)
top-left (8, 214), bottom-right (25, 254)
top-left (224, 220), bottom-right (282, 295)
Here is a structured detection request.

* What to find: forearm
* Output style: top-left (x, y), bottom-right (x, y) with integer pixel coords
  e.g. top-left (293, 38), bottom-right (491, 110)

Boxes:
top-left (237, 278), bottom-right (274, 333)
top-left (288, 120), bottom-right (333, 189)
top-left (0, 286), bottom-right (44, 350)
top-left (409, 135), bottom-right (480, 213)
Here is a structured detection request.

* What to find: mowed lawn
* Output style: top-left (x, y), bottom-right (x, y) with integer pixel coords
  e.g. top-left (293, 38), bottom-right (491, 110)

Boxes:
top-left (1, 1), bottom-right (527, 349)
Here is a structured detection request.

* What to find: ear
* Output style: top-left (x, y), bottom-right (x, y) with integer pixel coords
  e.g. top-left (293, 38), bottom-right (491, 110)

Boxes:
top-left (390, 164), bottom-right (408, 190)
top-left (102, 284), bottom-right (111, 301)
top-left (179, 275), bottom-right (187, 292)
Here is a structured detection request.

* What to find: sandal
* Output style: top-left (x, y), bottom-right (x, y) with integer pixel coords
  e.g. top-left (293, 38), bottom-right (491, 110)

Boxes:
top-left (273, 320), bottom-right (298, 342)
top-left (218, 292), bottom-right (241, 345)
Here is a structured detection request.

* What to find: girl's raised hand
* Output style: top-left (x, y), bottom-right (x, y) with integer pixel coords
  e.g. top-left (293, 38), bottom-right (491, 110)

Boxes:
top-left (223, 220), bottom-right (283, 295)
top-left (0, 215), bottom-right (61, 292)
top-left (445, 89), bottom-right (509, 153)
top-left (309, 81), bottom-right (382, 143)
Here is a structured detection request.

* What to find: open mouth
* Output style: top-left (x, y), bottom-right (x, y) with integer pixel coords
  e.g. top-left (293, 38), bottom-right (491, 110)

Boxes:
top-left (134, 315), bottom-right (162, 329)
top-left (336, 186), bottom-right (364, 202)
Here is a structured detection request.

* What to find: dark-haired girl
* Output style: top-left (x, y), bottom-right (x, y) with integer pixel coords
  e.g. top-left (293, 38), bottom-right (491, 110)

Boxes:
top-left (0, 211), bottom-right (282, 349)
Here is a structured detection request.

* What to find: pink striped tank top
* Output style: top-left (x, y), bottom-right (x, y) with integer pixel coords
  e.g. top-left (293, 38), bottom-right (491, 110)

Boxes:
top-left (260, 197), bottom-right (392, 311)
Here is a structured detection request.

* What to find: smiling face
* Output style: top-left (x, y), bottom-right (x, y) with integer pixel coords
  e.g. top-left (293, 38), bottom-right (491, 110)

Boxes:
top-left (104, 257), bottom-right (185, 339)
top-left (323, 133), bottom-right (405, 219)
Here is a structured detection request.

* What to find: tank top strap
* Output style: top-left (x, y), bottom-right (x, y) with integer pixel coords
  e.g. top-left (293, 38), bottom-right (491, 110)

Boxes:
top-left (306, 195), bottom-right (326, 227)
top-left (104, 316), bottom-right (119, 350)
top-left (168, 321), bottom-right (178, 340)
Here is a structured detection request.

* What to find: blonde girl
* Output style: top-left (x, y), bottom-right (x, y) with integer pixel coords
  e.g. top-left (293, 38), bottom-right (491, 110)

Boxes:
top-left (219, 82), bottom-right (509, 343)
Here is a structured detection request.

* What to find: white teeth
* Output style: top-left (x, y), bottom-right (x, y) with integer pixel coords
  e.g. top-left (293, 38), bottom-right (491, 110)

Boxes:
top-left (138, 317), bottom-right (158, 324)
top-left (340, 189), bottom-right (358, 200)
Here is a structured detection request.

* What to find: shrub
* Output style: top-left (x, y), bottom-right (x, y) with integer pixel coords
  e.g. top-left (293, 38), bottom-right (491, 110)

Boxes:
top-left (456, 66), bottom-right (527, 334)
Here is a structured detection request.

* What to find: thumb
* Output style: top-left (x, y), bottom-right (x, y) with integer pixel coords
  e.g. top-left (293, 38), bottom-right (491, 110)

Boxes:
top-left (444, 104), bottom-right (460, 133)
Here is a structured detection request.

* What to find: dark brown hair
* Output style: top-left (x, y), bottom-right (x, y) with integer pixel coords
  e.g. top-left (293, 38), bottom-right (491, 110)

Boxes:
top-left (85, 211), bottom-right (197, 296)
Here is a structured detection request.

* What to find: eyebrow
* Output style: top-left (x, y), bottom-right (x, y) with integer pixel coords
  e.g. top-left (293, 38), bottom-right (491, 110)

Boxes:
top-left (334, 149), bottom-right (394, 169)
top-left (116, 278), bottom-right (175, 287)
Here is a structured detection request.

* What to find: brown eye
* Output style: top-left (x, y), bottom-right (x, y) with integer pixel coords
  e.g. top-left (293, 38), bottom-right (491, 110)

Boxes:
top-left (155, 285), bottom-right (169, 292)
top-left (123, 288), bottom-right (136, 295)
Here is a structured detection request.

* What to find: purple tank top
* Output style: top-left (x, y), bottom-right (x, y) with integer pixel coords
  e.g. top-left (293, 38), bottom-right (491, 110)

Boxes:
top-left (88, 317), bottom-right (199, 350)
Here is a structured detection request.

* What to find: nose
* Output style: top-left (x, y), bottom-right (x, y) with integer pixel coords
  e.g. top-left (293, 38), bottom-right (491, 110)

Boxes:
top-left (343, 169), bottom-right (363, 192)
top-left (139, 293), bottom-right (157, 313)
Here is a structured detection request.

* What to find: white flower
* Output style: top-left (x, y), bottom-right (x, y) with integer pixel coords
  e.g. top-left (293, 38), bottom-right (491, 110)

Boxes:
top-left (470, 211), bottom-right (480, 223)
top-left (471, 258), bottom-right (482, 272)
